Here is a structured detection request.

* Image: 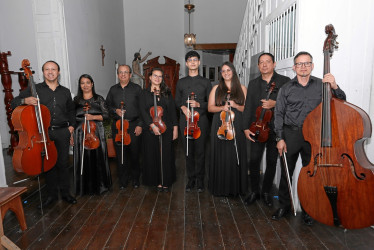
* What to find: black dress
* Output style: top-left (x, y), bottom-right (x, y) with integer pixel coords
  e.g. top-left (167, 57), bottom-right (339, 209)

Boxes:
top-left (139, 89), bottom-right (178, 187)
top-left (208, 88), bottom-right (248, 196)
top-left (73, 95), bottom-right (112, 195)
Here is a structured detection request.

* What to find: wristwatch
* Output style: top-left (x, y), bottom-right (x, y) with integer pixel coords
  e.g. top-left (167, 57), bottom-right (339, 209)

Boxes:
top-left (276, 137), bottom-right (283, 142)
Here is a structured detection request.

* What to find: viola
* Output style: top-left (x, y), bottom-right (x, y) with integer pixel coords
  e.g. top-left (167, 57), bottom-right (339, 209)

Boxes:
top-left (82, 103), bottom-right (100, 150)
top-left (11, 59), bottom-right (58, 176)
top-left (115, 101), bottom-right (131, 145)
top-left (184, 92), bottom-right (201, 139)
top-left (297, 24), bottom-right (374, 229)
top-left (217, 91), bottom-right (235, 140)
top-left (149, 88), bottom-right (166, 134)
top-left (249, 82), bottom-right (276, 142)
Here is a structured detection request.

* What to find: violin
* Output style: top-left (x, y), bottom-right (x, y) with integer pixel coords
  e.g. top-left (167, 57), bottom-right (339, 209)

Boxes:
top-left (115, 101), bottom-right (131, 145)
top-left (298, 24), bottom-right (374, 229)
top-left (217, 91), bottom-right (235, 140)
top-left (11, 59), bottom-right (58, 176)
top-left (82, 102), bottom-right (100, 150)
top-left (184, 92), bottom-right (201, 139)
top-left (149, 88), bottom-right (166, 134)
top-left (249, 82), bottom-right (276, 142)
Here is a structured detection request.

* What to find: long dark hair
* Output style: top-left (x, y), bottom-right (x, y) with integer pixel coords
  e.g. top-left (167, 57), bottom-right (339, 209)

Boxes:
top-left (76, 74), bottom-right (98, 101)
top-left (215, 62), bottom-right (245, 106)
top-left (148, 68), bottom-right (171, 97)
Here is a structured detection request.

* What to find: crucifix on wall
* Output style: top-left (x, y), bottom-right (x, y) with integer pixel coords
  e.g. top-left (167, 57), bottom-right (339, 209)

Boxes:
top-left (100, 45), bottom-right (105, 66)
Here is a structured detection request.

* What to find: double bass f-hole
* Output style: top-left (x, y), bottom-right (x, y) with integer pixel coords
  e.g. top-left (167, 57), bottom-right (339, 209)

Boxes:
top-left (249, 82), bottom-right (277, 142)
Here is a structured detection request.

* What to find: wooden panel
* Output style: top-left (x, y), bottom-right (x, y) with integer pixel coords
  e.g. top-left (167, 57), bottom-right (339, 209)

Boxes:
top-left (143, 56), bottom-right (180, 98)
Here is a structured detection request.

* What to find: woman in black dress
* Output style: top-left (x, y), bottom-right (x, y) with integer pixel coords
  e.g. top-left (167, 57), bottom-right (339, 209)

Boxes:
top-left (207, 62), bottom-right (248, 196)
top-left (73, 74), bottom-right (112, 195)
top-left (139, 68), bottom-right (178, 192)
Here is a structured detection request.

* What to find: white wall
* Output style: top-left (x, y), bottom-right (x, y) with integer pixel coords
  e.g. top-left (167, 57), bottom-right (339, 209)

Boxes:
top-left (123, 0), bottom-right (185, 78)
top-left (123, 0), bottom-right (247, 79)
top-left (0, 0), bottom-right (39, 149)
top-left (64, 0), bottom-right (126, 97)
top-left (193, 0), bottom-right (248, 44)
top-left (296, 0), bottom-right (374, 162)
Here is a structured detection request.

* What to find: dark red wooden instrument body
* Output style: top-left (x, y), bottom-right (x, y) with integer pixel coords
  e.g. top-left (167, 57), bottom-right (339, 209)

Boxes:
top-left (11, 104), bottom-right (57, 176)
top-left (249, 106), bottom-right (272, 142)
top-left (115, 119), bottom-right (131, 145)
top-left (82, 120), bottom-right (100, 149)
top-left (184, 110), bottom-right (201, 139)
top-left (299, 99), bottom-right (374, 229)
top-left (150, 106), bottom-right (166, 134)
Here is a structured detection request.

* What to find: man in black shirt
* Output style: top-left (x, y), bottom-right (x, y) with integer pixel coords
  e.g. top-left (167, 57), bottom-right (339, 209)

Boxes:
top-left (243, 53), bottom-right (290, 207)
top-left (272, 51), bottom-right (346, 224)
top-left (11, 60), bottom-right (76, 207)
top-left (106, 64), bottom-right (143, 189)
top-left (175, 51), bottom-right (212, 192)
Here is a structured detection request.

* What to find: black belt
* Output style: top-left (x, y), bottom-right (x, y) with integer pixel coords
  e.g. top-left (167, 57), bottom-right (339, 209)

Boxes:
top-left (284, 124), bottom-right (302, 131)
top-left (50, 122), bottom-right (69, 130)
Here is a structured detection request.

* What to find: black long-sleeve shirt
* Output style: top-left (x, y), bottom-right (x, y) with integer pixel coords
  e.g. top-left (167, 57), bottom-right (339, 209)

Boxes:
top-left (105, 82), bottom-right (143, 127)
top-left (11, 81), bottom-right (76, 127)
top-left (243, 72), bottom-right (290, 130)
top-left (175, 75), bottom-right (212, 117)
top-left (274, 76), bottom-right (346, 139)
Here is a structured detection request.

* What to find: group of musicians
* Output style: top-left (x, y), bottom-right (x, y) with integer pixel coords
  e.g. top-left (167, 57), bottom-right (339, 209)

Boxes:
top-left (11, 50), bottom-right (346, 225)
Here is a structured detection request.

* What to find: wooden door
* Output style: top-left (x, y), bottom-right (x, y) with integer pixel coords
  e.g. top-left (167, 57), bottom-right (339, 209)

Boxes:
top-left (143, 56), bottom-right (180, 98)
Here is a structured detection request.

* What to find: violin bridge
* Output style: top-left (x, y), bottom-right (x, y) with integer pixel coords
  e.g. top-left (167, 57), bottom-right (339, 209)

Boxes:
top-left (317, 163), bottom-right (343, 167)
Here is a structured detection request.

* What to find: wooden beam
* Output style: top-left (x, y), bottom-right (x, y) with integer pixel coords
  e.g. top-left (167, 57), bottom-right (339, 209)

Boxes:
top-left (193, 43), bottom-right (237, 50)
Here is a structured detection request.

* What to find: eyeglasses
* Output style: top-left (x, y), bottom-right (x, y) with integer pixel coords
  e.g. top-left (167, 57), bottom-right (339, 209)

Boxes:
top-left (187, 58), bottom-right (199, 62)
top-left (294, 62), bottom-right (312, 68)
top-left (152, 74), bottom-right (163, 79)
top-left (118, 71), bottom-right (130, 75)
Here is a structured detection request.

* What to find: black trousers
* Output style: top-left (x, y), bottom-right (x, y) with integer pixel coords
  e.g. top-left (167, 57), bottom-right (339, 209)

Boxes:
top-left (278, 126), bottom-right (311, 209)
top-left (179, 114), bottom-right (209, 182)
top-left (112, 121), bottom-right (141, 187)
top-left (46, 127), bottom-right (71, 198)
top-left (249, 131), bottom-right (278, 194)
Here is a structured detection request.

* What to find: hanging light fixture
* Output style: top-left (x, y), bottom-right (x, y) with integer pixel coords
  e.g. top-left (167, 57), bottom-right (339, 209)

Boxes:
top-left (184, 1), bottom-right (196, 47)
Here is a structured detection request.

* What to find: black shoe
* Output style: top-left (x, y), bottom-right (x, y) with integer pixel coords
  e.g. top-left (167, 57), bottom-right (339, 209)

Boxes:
top-left (38, 196), bottom-right (57, 209)
top-left (120, 182), bottom-right (128, 190)
top-left (186, 179), bottom-right (195, 192)
top-left (302, 211), bottom-right (314, 226)
top-left (133, 180), bottom-right (140, 189)
top-left (262, 192), bottom-right (273, 207)
top-left (271, 208), bottom-right (289, 220)
top-left (157, 186), bottom-right (163, 192)
top-left (196, 179), bottom-right (204, 193)
top-left (163, 187), bottom-right (169, 193)
top-left (244, 192), bottom-right (260, 205)
top-left (62, 195), bottom-right (77, 204)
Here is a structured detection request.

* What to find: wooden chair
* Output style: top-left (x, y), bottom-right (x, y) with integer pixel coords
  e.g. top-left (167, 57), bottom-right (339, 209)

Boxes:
top-left (0, 187), bottom-right (27, 250)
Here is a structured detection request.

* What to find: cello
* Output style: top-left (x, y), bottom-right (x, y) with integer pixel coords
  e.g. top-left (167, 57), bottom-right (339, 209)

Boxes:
top-left (249, 82), bottom-right (276, 142)
top-left (11, 59), bottom-right (57, 176)
top-left (298, 24), bottom-right (374, 229)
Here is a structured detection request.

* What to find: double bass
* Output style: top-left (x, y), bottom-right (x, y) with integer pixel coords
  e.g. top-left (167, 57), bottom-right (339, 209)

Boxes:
top-left (11, 59), bottom-right (58, 176)
top-left (298, 24), bottom-right (374, 229)
top-left (249, 82), bottom-right (276, 142)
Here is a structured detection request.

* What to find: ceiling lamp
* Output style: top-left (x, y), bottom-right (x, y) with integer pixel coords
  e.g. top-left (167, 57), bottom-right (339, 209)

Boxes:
top-left (184, 1), bottom-right (196, 47)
